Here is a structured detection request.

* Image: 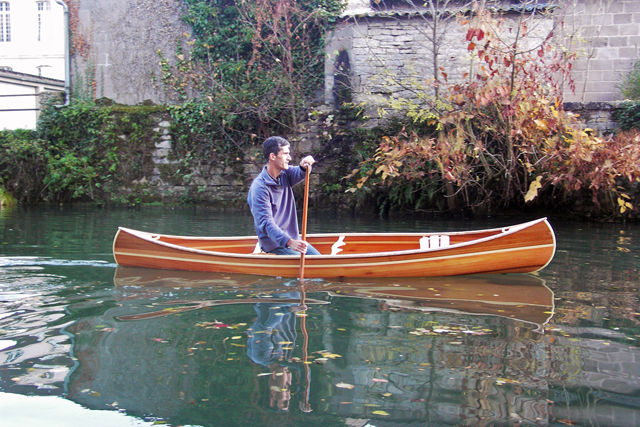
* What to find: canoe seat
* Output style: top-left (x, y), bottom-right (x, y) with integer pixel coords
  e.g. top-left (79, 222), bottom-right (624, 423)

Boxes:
top-left (331, 235), bottom-right (346, 255)
top-left (420, 235), bottom-right (450, 250)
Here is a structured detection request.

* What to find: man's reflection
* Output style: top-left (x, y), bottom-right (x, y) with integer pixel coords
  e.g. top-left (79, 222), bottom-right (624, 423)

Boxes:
top-left (246, 289), bottom-right (309, 412)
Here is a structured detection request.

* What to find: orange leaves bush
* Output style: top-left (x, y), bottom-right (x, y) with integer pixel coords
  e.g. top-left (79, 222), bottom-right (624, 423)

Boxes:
top-left (346, 5), bottom-right (639, 218)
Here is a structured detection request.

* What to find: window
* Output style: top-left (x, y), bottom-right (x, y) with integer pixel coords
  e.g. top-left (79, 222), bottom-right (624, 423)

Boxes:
top-left (0, 2), bottom-right (10, 43)
top-left (37, 1), bottom-right (49, 42)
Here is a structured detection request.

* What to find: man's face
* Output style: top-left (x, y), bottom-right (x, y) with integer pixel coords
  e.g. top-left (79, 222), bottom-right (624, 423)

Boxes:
top-left (271, 146), bottom-right (292, 171)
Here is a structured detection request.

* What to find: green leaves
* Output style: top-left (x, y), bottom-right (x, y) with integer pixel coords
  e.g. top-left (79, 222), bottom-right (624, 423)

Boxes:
top-left (160, 0), bottom-right (343, 169)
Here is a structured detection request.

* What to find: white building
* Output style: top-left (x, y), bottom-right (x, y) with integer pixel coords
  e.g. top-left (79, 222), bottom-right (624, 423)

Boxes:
top-left (0, 69), bottom-right (63, 129)
top-left (0, 1), bottom-right (65, 129)
top-left (0, 0), bottom-right (65, 79)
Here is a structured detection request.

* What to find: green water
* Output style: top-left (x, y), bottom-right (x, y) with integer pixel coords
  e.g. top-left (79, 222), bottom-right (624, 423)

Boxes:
top-left (0, 206), bottom-right (638, 426)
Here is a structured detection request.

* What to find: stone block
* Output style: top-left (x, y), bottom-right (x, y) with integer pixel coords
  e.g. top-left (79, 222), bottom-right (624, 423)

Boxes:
top-left (618, 354), bottom-right (640, 367)
top-left (583, 91), bottom-right (618, 102)
top-left (155, 140), bottom-right (171, 149)
top-left (153, 157), bottom-right (171, 165)
top-left (585, 81), bottom-right (617, 93)
top-left (613, 13), bottom-right (633, 24)
top-left (608, 36), bottom-right (629, 47)
top-left (625, 1), bottom-right (640, 13)
top-left (619, 47), bottom-right (639, 58)
top-left (620, 23), bottom-right (640, 36)
top-left (605, 2), bottom-right (625, 13)
top-left (614, 58), bottom-right (637, 70)
top-left (595, 47), bottom-right (618, 60)
top-left (599, 25), bottom-right (619, 37)
top-left (153, 148), bottom-right (171, 157)
top-left (590, 13), bottom-right (613, 26)
top-left (586, 59), bottom-right (618, 71)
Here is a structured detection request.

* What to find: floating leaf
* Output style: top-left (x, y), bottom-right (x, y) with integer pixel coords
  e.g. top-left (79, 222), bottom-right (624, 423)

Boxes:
top-left (335, 382), bottom-right (355, 389)
top-left (317, 351), bottom-right (342, 359)
top-left (196, 321), bottom-right (229, 329)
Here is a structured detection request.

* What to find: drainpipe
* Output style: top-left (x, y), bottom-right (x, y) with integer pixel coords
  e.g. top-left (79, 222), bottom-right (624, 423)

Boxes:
top-left (55, 0), bottom-right (70, 106)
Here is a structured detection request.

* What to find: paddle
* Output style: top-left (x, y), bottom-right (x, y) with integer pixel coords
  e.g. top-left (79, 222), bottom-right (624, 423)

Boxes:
top-left (299, 164), bottom-right (311, 281)
top-left (298, 164), bottom-right (312, 412)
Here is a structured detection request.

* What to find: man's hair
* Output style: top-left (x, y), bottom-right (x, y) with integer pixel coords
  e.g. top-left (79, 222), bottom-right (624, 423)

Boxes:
top-left (263, 136), bottom-right (290, 161)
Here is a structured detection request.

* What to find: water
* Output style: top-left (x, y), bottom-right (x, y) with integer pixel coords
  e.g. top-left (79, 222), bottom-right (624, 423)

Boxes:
top-left (0, 206), bottom-right (638, 426)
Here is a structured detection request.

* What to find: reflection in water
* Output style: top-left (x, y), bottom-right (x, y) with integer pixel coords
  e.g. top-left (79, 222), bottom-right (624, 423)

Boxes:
top-left (108, 268), bottom-right (558, 422)
top-left (246, 288), bottom-right (306, 412)
top-left (113, 268), bottom-right (555, 329)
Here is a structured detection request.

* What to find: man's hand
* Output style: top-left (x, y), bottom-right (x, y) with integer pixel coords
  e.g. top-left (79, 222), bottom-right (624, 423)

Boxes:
top-left (299, 155), bottom-right (315, 170)
top-left (287, 238), bottom-right (308, 253)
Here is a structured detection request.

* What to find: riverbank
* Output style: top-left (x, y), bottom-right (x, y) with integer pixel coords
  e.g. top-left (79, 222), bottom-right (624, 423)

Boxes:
top-left (1, 100), bottom-right (638, 221)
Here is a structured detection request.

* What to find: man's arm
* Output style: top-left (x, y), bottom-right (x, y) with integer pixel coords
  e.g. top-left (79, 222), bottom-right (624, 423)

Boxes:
top-left (284, 155), bottom-right (315, 253)
top-left (249, 185), bottom-right (290, 249)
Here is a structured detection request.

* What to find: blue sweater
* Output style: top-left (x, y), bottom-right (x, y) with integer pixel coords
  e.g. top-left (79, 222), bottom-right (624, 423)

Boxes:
top-left (247, 165), bottom-right (306, 252)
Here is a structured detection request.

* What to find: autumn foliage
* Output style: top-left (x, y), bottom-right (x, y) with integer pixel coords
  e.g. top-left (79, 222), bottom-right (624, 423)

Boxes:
top-left (347, 6), bottom-right (640, 218)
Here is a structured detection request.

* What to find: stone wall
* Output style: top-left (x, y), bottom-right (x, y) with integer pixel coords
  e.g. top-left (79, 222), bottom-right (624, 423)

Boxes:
top-left (563, 0), bottom-right (640, 103)
top-left (131, 115), bottom-right (327, 207)
top-left (71, 1), bottom-right (639, 111)
top-left (71, 0), bottom-right (190, 104)
top-left (324, 0), bottom-right (640, 125)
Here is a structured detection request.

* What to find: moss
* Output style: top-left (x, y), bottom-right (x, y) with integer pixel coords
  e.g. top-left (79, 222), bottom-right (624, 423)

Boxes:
top-left (0, 186), bottom-right (17, 208)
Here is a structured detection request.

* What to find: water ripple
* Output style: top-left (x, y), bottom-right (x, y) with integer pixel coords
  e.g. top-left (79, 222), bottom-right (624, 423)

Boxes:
top-left (0, 257), bottom-right (116, 268)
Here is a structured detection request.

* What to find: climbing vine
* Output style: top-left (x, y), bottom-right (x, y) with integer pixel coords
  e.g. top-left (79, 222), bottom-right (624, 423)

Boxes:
top-left (159, 0), bottom-right (344, 165)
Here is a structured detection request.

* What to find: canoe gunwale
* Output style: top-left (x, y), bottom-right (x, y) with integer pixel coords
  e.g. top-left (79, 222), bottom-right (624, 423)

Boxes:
top-left (115, 217), bottom-right (554, 261)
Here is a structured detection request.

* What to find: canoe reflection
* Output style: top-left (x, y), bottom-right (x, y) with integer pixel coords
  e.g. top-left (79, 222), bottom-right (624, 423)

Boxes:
top-left (62, 268), bottom-right (559, 423)
top-left (113, 267), bottom-right (554, 329)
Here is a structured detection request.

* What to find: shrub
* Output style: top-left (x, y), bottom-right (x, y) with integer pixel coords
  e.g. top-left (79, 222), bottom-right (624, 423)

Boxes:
top-left (0, 130), bottom-right (48, 204)
top-left (0, 99), bottom-right (163, 205)
top-left (346, 5), bottom-right (639, 218)
top-left (159, 0), bottom-right (344, 168)
top-left (613, 101), bottom-right (640, 131)
top-left (618, 61), bottom-right (640, 100)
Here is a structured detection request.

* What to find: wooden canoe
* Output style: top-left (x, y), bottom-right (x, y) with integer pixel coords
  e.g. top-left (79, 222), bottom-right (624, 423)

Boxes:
top-left (112, 218), bottom-right (556, 278)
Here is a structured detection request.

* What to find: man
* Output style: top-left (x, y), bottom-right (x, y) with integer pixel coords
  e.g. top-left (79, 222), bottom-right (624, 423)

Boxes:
top-left (248, 136), bottom-right (320, 255)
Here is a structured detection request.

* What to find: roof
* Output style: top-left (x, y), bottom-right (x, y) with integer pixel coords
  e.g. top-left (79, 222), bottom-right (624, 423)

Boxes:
top-left (341, 2), bottom-right (553, 20)
top-left (0, 68), bottom-right (64, 89)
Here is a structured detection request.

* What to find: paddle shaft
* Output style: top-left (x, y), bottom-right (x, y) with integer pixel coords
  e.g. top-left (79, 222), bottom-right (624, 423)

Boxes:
top-left (299, 166), bottom-right (312, 409)
top-left (299, 165), bottom-right (311, 281)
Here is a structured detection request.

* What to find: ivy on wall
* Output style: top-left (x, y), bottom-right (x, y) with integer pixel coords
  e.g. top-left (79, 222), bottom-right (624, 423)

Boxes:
top-left (160, 0), bottom-right (344, 166)
top-left (0, 96), bottom-right (164, 205)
